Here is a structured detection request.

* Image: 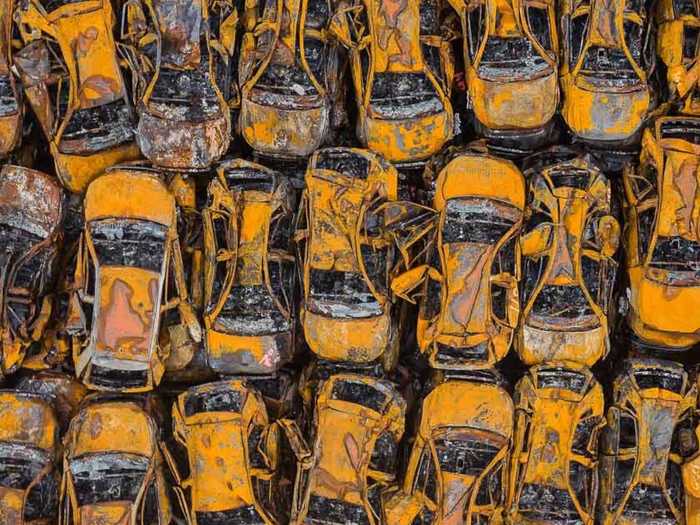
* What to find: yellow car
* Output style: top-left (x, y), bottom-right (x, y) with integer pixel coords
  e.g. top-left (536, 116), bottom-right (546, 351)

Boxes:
top-left (172, 380), bottom-right (284, 524)
top-left (61, 395), bottom-right (173, 524)
top-left (657, 0), bottom-right (700, 115)
top-left (291, 373), bottom-right (406, 525)
top-left (14, 0), bottom-right (140, 193)
top-left (507, 362), bottom-right (604, 525)
top-left (623, 116), bottom-right (700, 350)
top-left (0, 391), bottom-right (60, 524)
top-left (384, 373), bottom-right (513, 525)
top-left (560, 0), bottom-right (652, 146)
top-left (71, 166), bottom-right (200, 391)
top-left (239, 0), bottom-right (343, 158)
top-left (203, 159), bottom-right (296, 375)
top-left (598, 358), bottom-right (697, 525)
top-left (392, 150), bottom-right (525, 369)
top-left (518, 150), bottom-right (620, 366)
top-left (335, 0), bottom-right (453, 165)
top-left (0, 3), bottom-right (22, 157)
top-left (0, 166), bottom-right (63, 377)
top-left (449, 0), bottom-right (558, 154)
top-left (298, 148), bottom-right (399, 365)
top-left (124, 0), bottom-right (235, 170)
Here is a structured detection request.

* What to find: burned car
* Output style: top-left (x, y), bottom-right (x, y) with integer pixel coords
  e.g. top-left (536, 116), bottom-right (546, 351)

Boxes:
top-left (171, 380), bottom-right (285, 524)
top-left (0, 166), bottom-right (62, 377)
top-left (71, 166), bottom-right (200, 391)
top-left (623, 116), bottom-right (700, 350)
top-left (384, 373), bottom-right (513, 525)
top-left (61, 395), bottom-right (172, 524)
top-left (239, 0), bottom-right (343, 159)
top-left (560, 0), bottom-right (653, 151)
top-left (332, 0), bottom-right (454, 165)
top-left (518, 150), bottom-right (620, 366)
top-left (298, 148), bottom-right (399, 365)
top-left (449, 0), bottom-right (559, 155)
top-left (392, 150), bottom-right (525, 369)
top-left (507, 362), bottom-right (604, 525)
top-left (290, 373), bottom-right (406, 525)
top-left (598, 359), bottom-right (697, 524)
top-left (14, 0), bottom-right (140, 193)
top-left (0, 391), bottom-right (60, 524)
top-left (202, 159), bottom-right (296, 375)
top-left (124, 0), bottom-right (236, 170)
top-left (657, 0), bottom-right (700, 114)
top-left (0, 0), bottom-right (23, 157)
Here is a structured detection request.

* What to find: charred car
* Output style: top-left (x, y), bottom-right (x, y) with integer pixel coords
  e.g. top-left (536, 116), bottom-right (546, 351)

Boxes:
top-left (657, 0), bottom-right (700, 115)
top-left (623, 116), bottom-right (700, 351)
top-left (0, 391), bottom-right (60, 524)
top-left (0, 166), bottom-right (62, 377)
top-left (518, 150), bottom-right (620, 366)
top-left (332, 0), bottom-right (454, 165)
top-left (384, 373), bottom-right (513, 525)
top-left (0, 0), bottom-right (23, 157)
top-left (290, 373), bottom-right (406, 525)
top-left (297, 147), bottom-right (399, 366)
top-left (507, 362), bottom-right (604, 524)
top-left (14, 0), bottom-right (140, 193)
top-left (449, 0), bottom-right (559, 155)
top-left (202, 159), bottom-right (296, 375)
top-left (598, 358), bottom-right (697, 524)
top-left (124, 0), bottom-right (236, 170)
top-left (71, 166), bottom-right (200, 392)
top-left (392, 150), bottom-right (525, 369)
top-left (560, 0), bottom-right (654, 153)
top-left (61, 395), bottom-right (172, 524)
top-left (239, 0), bottom-right (343, 159)
top-left (171, 380), bottom-right (285, 524)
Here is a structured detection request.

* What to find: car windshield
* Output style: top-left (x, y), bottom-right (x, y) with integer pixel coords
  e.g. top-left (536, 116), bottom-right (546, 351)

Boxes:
top-left (89, 218), bottom-right (167, 272)
top-left (0, 442), bottom-right (50, 491)
top-left (442, 198), bottom-right (519, 245)
top-left (71, 453), bottom-right (149, 506)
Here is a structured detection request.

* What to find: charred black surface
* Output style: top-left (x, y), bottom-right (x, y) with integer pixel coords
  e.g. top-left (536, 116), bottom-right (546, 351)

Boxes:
top-left (306, 494), bottom-right (370, 525)
top-left (71, 453), bottom-right (148, 506)
top-left (247, 424), bottom-right (267, 469)
top-left (370, 72), bottom-right (442, 119)
top-left (196, 505), bottom-right (267, 525)
top-left (149, 67), bottom-right (220, 121)
top-left (315, 150), bottom-right (370, 180)
top-left (60, 100), bottom-right (134, 153)
top-left (0, 76), bottom-right (18, 117)
top-left (622, 483), bottom-right (677, 520)
top-left (183, 386), bottom-right (243, 416)
top-left (369, 431), bottom-right (398, 474)
top-left (633, 367), bottom-right (684, 393)
top-left (442, 203), bottom-right (515, 244)
top-left (24, 472), bottom-right (59, 521)
top-left (531, 285), bottom-right (595, 319)
top-left (517, 483), bottom-right (580, 521)
top-left (330, 379), bottom-right (387, 412)
top-left (434, 342), bottom-right (489, 365)
top-left (650, 236), bottom-right (700, 273)
top-left (90, 219), bottom-right (166, 272)
top-left (434, 438), bottom-right (499, 474)
top-left (89, 366), bottom-right (149, 390)
top-left (536, 367), bottom-right (588, 393)
top-left (479, 38), bottom-right (548, 77)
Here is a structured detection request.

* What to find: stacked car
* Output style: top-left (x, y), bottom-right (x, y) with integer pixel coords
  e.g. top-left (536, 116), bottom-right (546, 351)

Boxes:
top-left (0, 0), bottom-right (699, 523)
